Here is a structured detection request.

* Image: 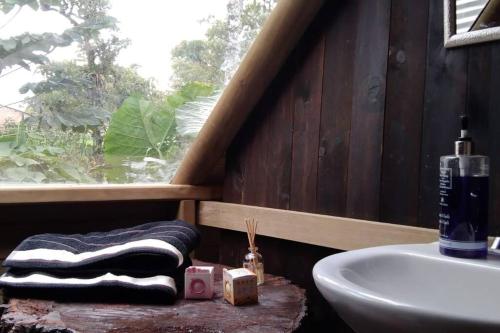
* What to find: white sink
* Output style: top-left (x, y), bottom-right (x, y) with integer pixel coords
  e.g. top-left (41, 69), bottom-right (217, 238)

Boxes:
top-left (313, 243), bottom-right (500, 333)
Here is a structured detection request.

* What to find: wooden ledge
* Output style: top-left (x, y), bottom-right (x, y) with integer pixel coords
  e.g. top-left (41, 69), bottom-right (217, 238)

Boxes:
top-left (0, 185), bottom-right (221, 204)
top-left (198, 201), bottom-right (438, 250)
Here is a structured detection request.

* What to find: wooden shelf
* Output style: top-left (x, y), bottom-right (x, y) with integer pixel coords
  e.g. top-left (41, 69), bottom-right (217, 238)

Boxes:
top-left (0, 185), bottom-right (221, 204)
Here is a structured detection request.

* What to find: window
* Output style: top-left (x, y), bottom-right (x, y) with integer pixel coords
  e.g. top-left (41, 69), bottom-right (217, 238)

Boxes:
top-left (0, 0), bottom-right (275, 185)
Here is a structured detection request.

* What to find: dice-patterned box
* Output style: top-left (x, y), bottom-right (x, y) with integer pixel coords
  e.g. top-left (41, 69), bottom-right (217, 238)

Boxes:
top-left (184, 266), bottom-right (215, 299)
top-left (223, 268), bottom-right (258, 305)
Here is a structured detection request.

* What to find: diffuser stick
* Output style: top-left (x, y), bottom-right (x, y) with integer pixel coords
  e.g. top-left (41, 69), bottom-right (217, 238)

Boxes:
top-left (244, 218), bottom-right (264, 285)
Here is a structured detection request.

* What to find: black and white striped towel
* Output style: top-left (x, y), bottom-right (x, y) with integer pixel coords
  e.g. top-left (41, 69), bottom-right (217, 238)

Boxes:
top-left (0, 220), bottom-right (200, 303)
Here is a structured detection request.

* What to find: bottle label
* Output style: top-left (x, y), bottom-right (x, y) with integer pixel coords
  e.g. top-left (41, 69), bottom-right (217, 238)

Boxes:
top-left (439, 168), bottom-right (488, 251)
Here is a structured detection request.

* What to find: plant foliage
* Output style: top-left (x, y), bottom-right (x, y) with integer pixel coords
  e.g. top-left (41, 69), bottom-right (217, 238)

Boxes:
top-left (0, 0), bottom-right (274, 184)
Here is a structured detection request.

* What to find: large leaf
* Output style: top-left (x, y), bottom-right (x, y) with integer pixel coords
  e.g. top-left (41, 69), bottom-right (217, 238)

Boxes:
top-left (0, 32), bottom-right (73, 73)
top-left (175, 92), bottom-right (220, 136)
top-left (2, 167), bottom-right (46, 183)
top-left (103, 97), bottom-right (176, 160)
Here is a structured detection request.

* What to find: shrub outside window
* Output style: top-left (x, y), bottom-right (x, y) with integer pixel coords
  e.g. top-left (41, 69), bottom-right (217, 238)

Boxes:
top-left (0, 0), bottom-right (275, 184)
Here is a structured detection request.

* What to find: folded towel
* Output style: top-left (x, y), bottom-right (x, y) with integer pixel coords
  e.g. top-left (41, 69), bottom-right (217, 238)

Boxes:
top-left (3, 220), bottom-right (199, 272)
top-left (0, 220), bottom-right (200, 303)
top-left (0, 271), bottom-right (180, 304)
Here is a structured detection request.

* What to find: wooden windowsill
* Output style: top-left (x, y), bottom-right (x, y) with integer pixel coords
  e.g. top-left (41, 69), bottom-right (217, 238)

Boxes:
top-left (0, 184), bottom-right (221, 204)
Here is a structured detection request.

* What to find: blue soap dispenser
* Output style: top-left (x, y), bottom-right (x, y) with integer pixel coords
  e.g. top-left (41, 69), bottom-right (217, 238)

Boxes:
top-left (439, 115), bottom-right (489, 258)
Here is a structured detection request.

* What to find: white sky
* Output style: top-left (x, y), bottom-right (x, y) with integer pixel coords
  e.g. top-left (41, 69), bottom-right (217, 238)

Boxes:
top-left (0, 0), bottom-right (229, 108)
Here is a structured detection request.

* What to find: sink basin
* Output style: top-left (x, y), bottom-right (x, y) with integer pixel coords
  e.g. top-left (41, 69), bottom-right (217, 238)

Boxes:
top-left (313, 243), bottom-right (500, 333)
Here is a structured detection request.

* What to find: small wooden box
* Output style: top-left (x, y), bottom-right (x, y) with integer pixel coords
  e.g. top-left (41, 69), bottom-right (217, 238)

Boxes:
top-left (223, 268), bottom-right (258, 306)
top-left (184, 266), bottom-right (215, 299)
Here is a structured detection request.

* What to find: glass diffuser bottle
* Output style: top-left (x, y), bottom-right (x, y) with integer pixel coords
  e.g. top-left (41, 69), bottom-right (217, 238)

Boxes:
top-left (243, 247), bottom-right (264, 285)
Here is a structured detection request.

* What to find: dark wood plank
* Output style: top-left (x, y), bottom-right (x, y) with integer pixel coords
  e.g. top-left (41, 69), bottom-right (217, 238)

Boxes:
top-left (289, 31), bottom-right (325, 212)
top-left (346, 0), bottom-right (391, 220)
top-left (466, 44), bottom-right (493, 234)
top-left (380, 0), bottom-right (429, 226)
top-left (466, 45), bottom-right (491, 161)
top-left (194, 226), bottom-right (221, 263)
top-left (316, 1), bottom-right (358, 217)
top-left (487, 43), bottom-right (500, 236)
top-left (418, 0), bottom-right (468, 229)
top-left (223, 135), bottom-right (246, 205)
top-left (0, 261), bottom-right (306, 333)
top-left (255, 82), bottom-right (294, 209)
top-left (221, 50), bottom-right (297, 285)
top-left (223, 67), bottom-right (294, 210)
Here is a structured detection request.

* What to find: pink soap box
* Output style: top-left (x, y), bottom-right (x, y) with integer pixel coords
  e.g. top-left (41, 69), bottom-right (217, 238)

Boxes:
top-left (184, 266), bottom-right (215, 299)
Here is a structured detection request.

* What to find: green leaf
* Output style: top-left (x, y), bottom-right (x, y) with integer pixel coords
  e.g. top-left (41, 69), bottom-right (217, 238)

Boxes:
top-left (0, 143), bottom-right (12, 157)
top-left (104, 97), bottom-right (176, 160)
top-left (9, 154), bottom-right (39, 167)
top-left (55, 162), bottom-right (95, 183)
top-left (0, 133), bottom-right (16, 143)
top-left (40, 146), bottom-right (65, 156)
top-left (0, 39), bottom-right (18, 52)
top-left (3, 167), bottom-right (46, 183)
top-left (176, 92), bottom-right (220, 136)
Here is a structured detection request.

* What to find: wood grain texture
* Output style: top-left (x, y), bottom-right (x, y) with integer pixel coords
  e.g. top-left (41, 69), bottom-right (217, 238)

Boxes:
top-left (380, 0), bottom-right (429, 226)
top-left (346, 0), bottom-right (391, 220)
top-left (466, 42), bottom-right (500, 236)
top-left (176, 200), bottom-right (196, 225)
top-left (316, 1), bottom-right (358, 217)
top-left (0, 261), bottom-right (306, 333)
top-left (177, 200), bottom-right (197, 258)
top-left (289, 31), bottom-right (325, 212)
top-left (488, 44), bottom-right (500, 236)
top-left (419, 0), bottom-right (468, 228)
top-left (199, 201), bottom-right (438, 250)
top-left (220, 0), bottom-right (500, 232)
top-left (220, 75), bottom-right (296, 285)
top-left (0, 185), bottom-right (221, 204)
top-left (242, 83), bottom-right (294, 209)
top-left (226, 76), bottom-right (294, 209)
top-left (465, 42), bottom-right (500, 239)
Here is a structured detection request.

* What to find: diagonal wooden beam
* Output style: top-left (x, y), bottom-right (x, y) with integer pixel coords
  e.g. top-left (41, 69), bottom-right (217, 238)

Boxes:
top-left (172, 0), bottom-right (325, 185)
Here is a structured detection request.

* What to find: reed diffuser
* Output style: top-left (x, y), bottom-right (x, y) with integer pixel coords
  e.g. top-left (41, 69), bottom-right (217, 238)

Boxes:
top-left (243, 218), bottom-right (264, 285)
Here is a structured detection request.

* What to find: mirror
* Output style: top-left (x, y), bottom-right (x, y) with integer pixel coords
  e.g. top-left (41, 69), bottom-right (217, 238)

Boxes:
top-left (444, 0), bottom-right (500, 48)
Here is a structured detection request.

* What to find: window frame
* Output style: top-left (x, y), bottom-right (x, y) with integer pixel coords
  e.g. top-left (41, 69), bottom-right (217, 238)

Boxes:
top-left (0, 184), bottom-right (221, 203)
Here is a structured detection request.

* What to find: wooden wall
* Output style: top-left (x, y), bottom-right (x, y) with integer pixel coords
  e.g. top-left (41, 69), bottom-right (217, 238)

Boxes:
top-left (204, 0), bottom-right (500, 331)
top-left (223, 0), bottom-right (500, 231)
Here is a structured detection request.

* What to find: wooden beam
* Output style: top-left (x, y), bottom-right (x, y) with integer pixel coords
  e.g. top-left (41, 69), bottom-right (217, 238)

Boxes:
top-left (198, 201), bottom-right (438, 250)
top-left (172, 0), bottom-right (325, 185)
top-left (177, 200), bottom-right (196, 225)
top-left (177, 200), bottom-right (197, 258)
top-left (0, 185), bottom-right (221, 204)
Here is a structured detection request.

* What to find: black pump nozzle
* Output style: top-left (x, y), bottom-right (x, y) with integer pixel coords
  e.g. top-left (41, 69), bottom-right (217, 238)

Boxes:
top-left (456, 115), bottom-right (472, 154)
top-left (460, 115), bottom-right (468, 132)
top-left (459, 115), bottom-right (471, 140)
